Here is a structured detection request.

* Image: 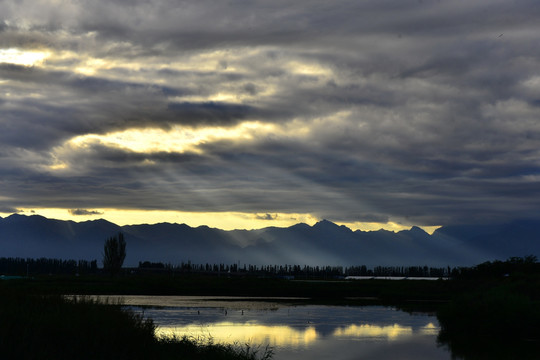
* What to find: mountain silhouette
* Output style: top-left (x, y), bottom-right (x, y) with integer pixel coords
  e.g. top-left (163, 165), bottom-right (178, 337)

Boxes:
top-left (0, 214), bottom-right (538, 267)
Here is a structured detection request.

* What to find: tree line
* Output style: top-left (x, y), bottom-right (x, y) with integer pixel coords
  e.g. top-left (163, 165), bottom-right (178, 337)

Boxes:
top-left (0, 256), bottom-right (454, 278)
top-left (2, 233), bottom-right (534, 279)
top-left (0, 257), bottom-right (98, 275)
top-left (0, 233), bottom-right (126, 276)
top-left (4, 255), bottom-right (536, 279)
top-left (138, 261), bottom-right (453, 278)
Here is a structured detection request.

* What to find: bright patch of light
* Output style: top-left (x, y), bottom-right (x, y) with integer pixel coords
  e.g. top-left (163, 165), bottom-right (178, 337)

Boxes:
top-left (523, 76), bottom-right (540, 90)
top-left (420, 323), bottom-right (440, 335)
top-left (6, 207), bottom-right (437, 234)
top-left (67, 121), bottom-right (278, 154)
top-left (287, 61), bottom-right (332, 77)
top-left (337, 221), bottom-right (440, 234)
top-left (207, 92), bottom-right (241, 102)
top-left (4, 208), bottom-right (319, 231)
top-left (44, 50), bottom-right (141, 76)
top-left (333, 324), bottom-right (413, 340)
top-left (417, 225), bottom-right (441, 235)
top-left (157, 322), bottom-right (318, 348)
top-left (0, 48), bottom-right (49, 66)
top-left (75, 58), bottom-right (109, 75)
top-left (177, 93), bottom-right (247, 103)
top-left (47, 162), bottom-right (69, 171)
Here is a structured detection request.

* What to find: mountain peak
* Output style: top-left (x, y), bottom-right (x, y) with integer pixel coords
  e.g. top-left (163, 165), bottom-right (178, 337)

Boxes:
top-left (6, 213), bottom-right (47, 221)
top-left (313, 219), bottom-right (339, 228)
top-left (81, 218), bottom-right (116, 225)
top-left (398, 226), bottom-right (428, 237)
top-left (313, 219), bottom-right (353, 233)
top-left (410, 226), bottom-right (428, 234)
top-left (289, 222), bottom-right (311, 230)
top-left (0, 214), bottom-right (538, 267)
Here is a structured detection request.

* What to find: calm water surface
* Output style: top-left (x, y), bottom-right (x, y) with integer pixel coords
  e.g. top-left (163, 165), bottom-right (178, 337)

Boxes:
top-left (116, 296), bottom-right (451, 360)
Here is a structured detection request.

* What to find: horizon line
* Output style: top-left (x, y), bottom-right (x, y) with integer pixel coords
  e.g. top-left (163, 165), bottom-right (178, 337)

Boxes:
top-left (0, 211), bottom-right (441, 234)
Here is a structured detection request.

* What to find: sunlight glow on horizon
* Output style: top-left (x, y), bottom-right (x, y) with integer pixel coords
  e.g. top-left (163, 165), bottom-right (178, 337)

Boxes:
top-left (337, 221), bottom-right (440, 235)
top-left (0, 208), bottom-right (439, 233)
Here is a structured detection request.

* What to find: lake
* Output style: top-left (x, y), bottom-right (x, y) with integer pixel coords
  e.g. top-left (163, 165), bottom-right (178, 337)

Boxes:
top-left (116, 296), bottom-right (451, 360)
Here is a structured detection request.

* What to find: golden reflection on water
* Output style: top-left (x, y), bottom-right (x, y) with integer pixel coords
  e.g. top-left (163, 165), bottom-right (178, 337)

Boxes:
top-left (333, 324), bottom-right (413, 340)
top-left (420, 322), bottom-right (439, 335)
top-left (157, 322), bottom-right (318, 347)
top-left (156, 321), bottom-right (431, 347)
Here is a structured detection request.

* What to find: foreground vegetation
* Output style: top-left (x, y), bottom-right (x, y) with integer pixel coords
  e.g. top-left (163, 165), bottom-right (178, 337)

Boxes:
top-left (0, 291), bottom-right (273, 360)
top-left (436, 256), bottom-right (540, 359)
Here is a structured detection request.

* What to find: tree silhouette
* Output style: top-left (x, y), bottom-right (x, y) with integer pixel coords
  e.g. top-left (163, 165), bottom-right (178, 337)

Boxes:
top-left (102, 233), bottom-right (126, 275)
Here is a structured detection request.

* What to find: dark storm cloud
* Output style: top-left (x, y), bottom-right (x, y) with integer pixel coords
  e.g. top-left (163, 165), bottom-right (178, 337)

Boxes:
top-left (1, 0), bottom-right (540, 226)
top-left (166, 102), bottom-right (256, 126)
top-left (256, 214), bottom-right (278, 221)
top-left (0, 65), bottom-right (264, 150)
top-left (0, 206), bottom-right (21, 214)
top-left (69, 209), bottom-right (103, 216)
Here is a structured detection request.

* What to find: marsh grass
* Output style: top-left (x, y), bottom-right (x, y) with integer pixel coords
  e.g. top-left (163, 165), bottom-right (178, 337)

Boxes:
top-left (437, 286), bottom-right (540, 360)
top-left (156, 334), bottom-right (274, 360)
top-left (436, 258), bottom-right (540, 359)
top-left (0, 292), bottom-right (156, 359)
top-left (0, 291), bottom-right (272, 360)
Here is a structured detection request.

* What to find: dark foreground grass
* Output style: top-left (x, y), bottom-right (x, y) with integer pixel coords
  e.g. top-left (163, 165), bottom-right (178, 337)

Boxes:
top-left (436, 258), bottom-right (540, 360)
top-left (158, 335), bottom-right (273, 360)
top-left (437, 287), bottom-right (540, 360)
top-left (0, 291), bottom-right (272, 360)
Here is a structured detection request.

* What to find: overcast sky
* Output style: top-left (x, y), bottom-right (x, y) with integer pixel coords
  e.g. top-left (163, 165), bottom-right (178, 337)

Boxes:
top-left (1, 0), bottom-right (539, 230)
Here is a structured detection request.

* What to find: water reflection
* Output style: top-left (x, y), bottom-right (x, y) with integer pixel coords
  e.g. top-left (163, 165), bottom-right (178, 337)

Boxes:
top-left (121, 296), bottom-right (451, 360)
top-left (333, 324), bottom-right (413, 340)
top-left (157, 322), bottom-right (429, 347)
top-left (420, 322), bottom-right (440, 336)
top-left (158, 323), bottom-right (318, 347)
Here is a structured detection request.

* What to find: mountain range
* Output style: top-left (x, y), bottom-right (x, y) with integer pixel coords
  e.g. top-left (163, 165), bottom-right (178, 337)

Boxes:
top-left (0, 214), bottom-right (539, 267)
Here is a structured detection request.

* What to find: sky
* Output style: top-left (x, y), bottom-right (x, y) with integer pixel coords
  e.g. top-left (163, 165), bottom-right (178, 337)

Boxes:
top-left (0, 0), bottom-right (539, 232)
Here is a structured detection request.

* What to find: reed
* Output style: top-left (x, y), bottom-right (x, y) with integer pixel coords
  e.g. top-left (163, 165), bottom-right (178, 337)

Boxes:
top-left (0, 291), bottom-right (272, 360)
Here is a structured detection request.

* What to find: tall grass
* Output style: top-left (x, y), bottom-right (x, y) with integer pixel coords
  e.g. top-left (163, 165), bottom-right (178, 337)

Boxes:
top-left (0, 291), bottom-right (272, 360)
top-left (0, 292), bottom-right (156, 359)
top-left (156, 334), bottom-right (274, 360)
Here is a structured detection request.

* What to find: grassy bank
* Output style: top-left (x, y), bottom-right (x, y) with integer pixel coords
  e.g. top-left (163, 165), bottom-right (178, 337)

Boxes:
top-left (1, 273), bottom-right (453, 307)
top-left (0, 291), bottom-right (272, 360)
top-left (436, 257), bottom-right (540, 359)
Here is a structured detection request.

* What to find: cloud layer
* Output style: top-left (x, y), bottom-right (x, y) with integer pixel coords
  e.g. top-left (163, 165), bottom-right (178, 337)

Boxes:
top-left (1, 0), bottom-right (540, 227)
